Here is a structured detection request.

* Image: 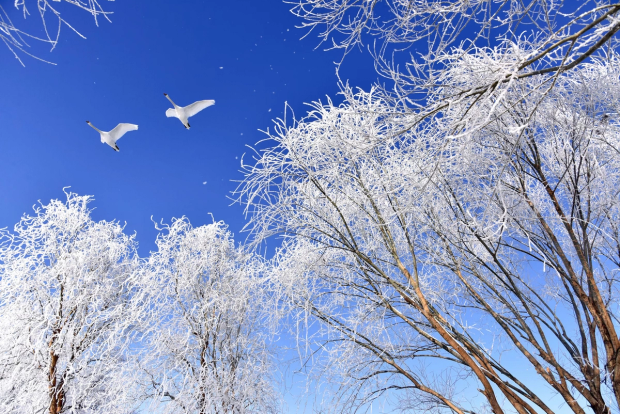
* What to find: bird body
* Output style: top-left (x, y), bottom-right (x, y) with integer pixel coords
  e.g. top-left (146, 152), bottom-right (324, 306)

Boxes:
top-left (86, 121), bottom-right (138, 152)
top-left (164, 93), bottom-right (215, 129)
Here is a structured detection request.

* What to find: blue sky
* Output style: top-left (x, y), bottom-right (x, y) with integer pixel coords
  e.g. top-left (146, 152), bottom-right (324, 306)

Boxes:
top-left (0, 0), bottom-right (377, 254)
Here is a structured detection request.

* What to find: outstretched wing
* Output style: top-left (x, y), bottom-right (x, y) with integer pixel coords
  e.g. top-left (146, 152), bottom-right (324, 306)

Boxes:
top-left (183, 100), bottom-right (215, 118)
top-left (109, 123), bottom-right (138, 142)
top-left (166, 108), bottom-right (177, 118)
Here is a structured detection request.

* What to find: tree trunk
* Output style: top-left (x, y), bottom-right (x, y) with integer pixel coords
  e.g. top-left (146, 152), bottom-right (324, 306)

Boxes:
top-left (48, 349), bottom-right (64, 414)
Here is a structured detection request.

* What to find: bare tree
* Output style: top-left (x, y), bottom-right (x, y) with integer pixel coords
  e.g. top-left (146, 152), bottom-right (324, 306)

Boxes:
top-left (238, 51), bottom-right (620, 413)
top-left (136, 218), bottom-right (280, 414)
top-left (1, 0), bottom-right (113, 65)
top-left (0, 190), bottom-right (141, 413)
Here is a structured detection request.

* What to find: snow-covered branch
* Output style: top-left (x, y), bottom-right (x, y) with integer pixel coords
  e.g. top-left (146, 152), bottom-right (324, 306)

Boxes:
top-left (1, 0), bottom-right (113, 65)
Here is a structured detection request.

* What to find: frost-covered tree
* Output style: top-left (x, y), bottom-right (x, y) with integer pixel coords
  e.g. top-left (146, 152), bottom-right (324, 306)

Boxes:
top-left (2, 0), bottom-right (113, 65)
top-left (239, 53), bottom-right (620, 413)
top-left (136, 218), bottom-right (279, 414)
top-left (0, 191), bottom-right (140, 414)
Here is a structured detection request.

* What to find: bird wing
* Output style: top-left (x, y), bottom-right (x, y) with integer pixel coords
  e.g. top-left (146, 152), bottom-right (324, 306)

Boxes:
top-left (166, 108), bottom-right (177, 118)
top-left (109, 123), bottom-right (138, 142)
top-left (183, 100), bottom-right (215, 118)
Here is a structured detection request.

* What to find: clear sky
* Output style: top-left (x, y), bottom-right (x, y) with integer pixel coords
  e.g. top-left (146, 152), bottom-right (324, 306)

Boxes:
top-left (0, 0), bottom-right (377, 255)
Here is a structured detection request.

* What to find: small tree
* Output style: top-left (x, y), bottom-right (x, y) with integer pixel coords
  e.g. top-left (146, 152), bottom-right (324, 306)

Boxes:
top-left (137, 218), bottom-right (279, 414)
top-left (0, 191), bottom-right (140, 414)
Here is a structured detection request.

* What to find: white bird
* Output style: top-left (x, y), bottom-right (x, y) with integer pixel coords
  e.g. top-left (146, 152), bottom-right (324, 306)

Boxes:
top-left (164, 93), bottom-right (215, 129)
top-left (86, 121), bottom-right (138, 152)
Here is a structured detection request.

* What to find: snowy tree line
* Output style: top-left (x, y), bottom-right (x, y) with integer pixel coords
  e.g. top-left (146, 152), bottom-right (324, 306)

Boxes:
top-left (0, 192), bottom-right (278, 414)
top-left (4, 0), bottom-right (620, 413)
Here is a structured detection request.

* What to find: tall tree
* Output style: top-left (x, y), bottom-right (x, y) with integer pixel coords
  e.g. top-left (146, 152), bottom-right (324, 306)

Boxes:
top-left (0, 191), bottom-right (140, 414)
top-left (136, 218), bottom-right (279, 414)
top-left (239, 53), bottom-right (620, 412)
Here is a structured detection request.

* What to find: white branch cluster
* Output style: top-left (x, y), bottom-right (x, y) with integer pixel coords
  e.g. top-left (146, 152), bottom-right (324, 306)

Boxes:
top-left (1, 0), bottom-right (112, 65)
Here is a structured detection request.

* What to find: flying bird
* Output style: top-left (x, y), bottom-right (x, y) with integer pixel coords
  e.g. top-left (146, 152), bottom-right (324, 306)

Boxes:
top-left (86, 121), bottom-right (138, 152)
top-left (164, 93), bottom-right (215, 129)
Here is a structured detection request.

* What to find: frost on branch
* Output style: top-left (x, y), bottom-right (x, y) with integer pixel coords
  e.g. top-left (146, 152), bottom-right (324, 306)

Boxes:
top-left (290, 0), bottom-right (620, 124)
top-left (1, 0), bottom-right (113, 65)
top-left (136, 218), bottom-right (279, 414)
top-left (0, 191), bottom-right (140, 414)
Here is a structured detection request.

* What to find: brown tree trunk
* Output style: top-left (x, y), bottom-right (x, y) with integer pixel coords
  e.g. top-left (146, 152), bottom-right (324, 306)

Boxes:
top-left (48, 349), bottom-right (64, 414)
